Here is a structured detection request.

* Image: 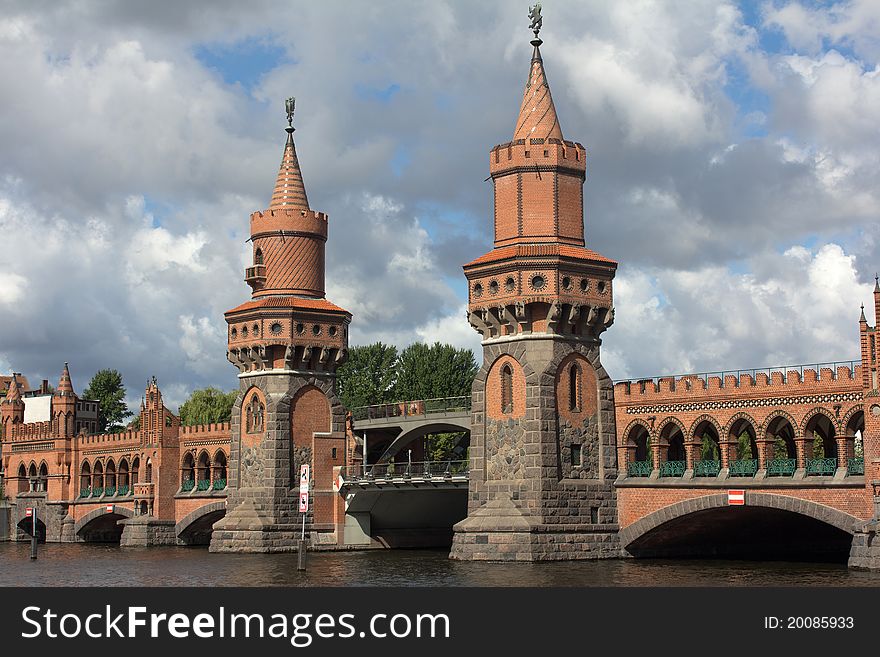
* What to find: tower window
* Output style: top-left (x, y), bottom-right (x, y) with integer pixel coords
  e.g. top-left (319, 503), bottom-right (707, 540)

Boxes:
top-left (254, 248), bottom-right (264, 265)
top-left (569, 363), bottom-right (582, 412)
top-left (571, 444), bottom-right (582, 467)
top-left (332, 448), bottom-right (338, 460)
top-left (501, 364), bottom-right (513, 415)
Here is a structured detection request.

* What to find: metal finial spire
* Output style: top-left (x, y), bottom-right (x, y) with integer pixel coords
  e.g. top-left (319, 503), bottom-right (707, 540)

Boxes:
top-left (285, 96), bottom-right (296, 134)
top-left (528, 4), bottom-right (543, 37)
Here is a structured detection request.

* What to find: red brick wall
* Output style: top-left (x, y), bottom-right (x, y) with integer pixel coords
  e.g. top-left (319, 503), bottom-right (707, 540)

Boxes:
top-left (485, 355), bottom-right (526, 420)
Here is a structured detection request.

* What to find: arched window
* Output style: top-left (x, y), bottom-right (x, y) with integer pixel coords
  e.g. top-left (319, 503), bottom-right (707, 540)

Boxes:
top-left (213, 451), bottom-right (228, 490)
top-left (131, 457), bottom-right (140, 486)
top-left (145, 459), bottom-right (152, 484)
top-left (569, 362), bottom-right (582, 412)
top-left (118, 459), bottom-right (129, 494)
top-left (247, 395), bottom-right (265, 433)
top-left (501, 364), bottom-right (513, 414)
top-left (28, 463), bottom-right (37, 492)
top-left (197, 452), bottom-right (211, 490)
top-left (254, 248), bottom-right (264, 265)
top-left (17, 464), bottom-right (27, 493)
top-left (80, 461), bottom-right (91, 494)
top-left (38, 462), bottom-right (48, 492)
top-left (92, 460), bottom-right (104, 493)
top-left (105, 459), bottom-right (116, 494)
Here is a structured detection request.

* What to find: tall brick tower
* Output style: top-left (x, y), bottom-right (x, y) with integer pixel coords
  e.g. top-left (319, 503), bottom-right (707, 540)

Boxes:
top-left (1, 374), bottom-right (25, 440)
top-left (210, 98), bottom-right (351, 553)
top-left (52, 363), bottom-right (76, 439)
top-left (450, 11), bottom-right (620, 561)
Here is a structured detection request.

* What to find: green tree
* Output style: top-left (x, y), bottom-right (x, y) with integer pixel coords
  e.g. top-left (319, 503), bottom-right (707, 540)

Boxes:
top-left (178, 387), bottom-right (238, 426)
top-left (83, 369), bottom-right (131, 433)
top-left (700, 436), bottom-right (720, 461)
top-left (394, 342), bottom-right (478, 401)
top-left (336, 342), bottom-right (399, 409)
top-left (736, 430), bottom-right (753, 460)
top-left (425, 431), bottom-right (469, 462)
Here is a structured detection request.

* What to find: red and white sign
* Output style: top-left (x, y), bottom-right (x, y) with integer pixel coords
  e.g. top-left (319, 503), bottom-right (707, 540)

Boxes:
top-left (333, 473), bottom-right (344, 493)
top-left (299, 464), bottom-right (310, 493)
top-left (298, 492), bottom-right (309, 513)
top-left (728, 490), bottom-right (745, 506)
top-left (105, 504), bottom-right (114, 513)
top-left (25, 508), bottom-right (33, 518)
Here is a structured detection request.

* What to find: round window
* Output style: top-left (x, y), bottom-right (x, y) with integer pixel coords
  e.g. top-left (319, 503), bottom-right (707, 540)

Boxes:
top-left (329, 326), bottom-right (338, 337)
top-left (241, 326), bottom-right (248, 337)
top-left (530, 275), bottom-right (546, 291)
top-left (252, 323), bottom-right (259, 336)
top-left (580, 279), bottom-right (589, 292)
top-left (231, 328), bottom-right (238, 340)
top-left (562, 276), bottom-right (572, 290)
top-left (489, 280), bottom-right (499, 295)
top-left (270, 322), bottom-right (283, 335)
top-left (312, 324), bottom-right (322, 336)
top-left (295, 323), bottom-right (305, 335)
top-left (505, 277), bottom-right (516, 292)
top-left (597, 281), bottom-right (607, 294)
top-left (473, 283), bottom-right (483, 298)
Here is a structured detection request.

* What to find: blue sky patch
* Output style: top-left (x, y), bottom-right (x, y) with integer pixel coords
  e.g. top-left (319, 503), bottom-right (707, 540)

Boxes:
top-left (193, 36), bottom-right (289, 91)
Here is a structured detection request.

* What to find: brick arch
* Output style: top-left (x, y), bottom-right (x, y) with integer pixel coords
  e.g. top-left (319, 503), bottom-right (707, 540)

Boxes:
top-left (842, 405), bottom-right (864, 435)
top-left (622, 419), bottom-right (655, 443)
top-left (655, 416), bottom-right (686, 444)
top-left (619, 492), bottom-right (861, 550)
top-left (74, 505), bottom-right (134, 536)
top-left (801, 407), bottom-right (840, 436)
top-left (760, 410), bottom-right (801, 439)
top-left (723, 412), bottom-right (759, 439)
top-left (555, 352), bottom-right (598, 423)
top-left (486, 353), bottom-right (527, 420)
top-left (688, 414), bottom-right (723, 440)
top-left (175, 501), bottom-right (226, 538)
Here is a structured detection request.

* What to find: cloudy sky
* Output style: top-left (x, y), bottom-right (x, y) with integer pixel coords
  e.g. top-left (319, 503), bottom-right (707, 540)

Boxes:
top-left (1, 0), bottom-right (878, 411)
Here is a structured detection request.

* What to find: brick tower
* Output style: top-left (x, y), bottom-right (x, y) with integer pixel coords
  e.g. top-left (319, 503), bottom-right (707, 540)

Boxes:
top-left (1, 373), bottom-right (25, 438)
top-left (210, 98), bottom-right (351, 553)
top-left (850, 277), bottom-right (880, 569)
top-left (450, 14), bottom-right (621, 561)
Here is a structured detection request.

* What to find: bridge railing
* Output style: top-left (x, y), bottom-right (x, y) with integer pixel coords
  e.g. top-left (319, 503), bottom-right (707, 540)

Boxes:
top-left (614, 358), bottom-right (861, 388)
top-left (350, 396), bottom-right (471, 422)
top-left (342, 460), bottom-right (469, 482)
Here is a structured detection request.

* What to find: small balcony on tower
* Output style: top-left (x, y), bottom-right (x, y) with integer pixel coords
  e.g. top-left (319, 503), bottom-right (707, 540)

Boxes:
top-left (244, 264), bottom-right (266, 291)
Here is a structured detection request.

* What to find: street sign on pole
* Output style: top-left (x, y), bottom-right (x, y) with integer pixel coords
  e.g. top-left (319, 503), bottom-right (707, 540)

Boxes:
top-left (25, 508), bottom-right (33, 518)
top-left (299, 464), bottom-right (310, 493)
top-left (299, 491), bottom-right (309, 513)
top-left (728, 490), bottom-right (745, 506)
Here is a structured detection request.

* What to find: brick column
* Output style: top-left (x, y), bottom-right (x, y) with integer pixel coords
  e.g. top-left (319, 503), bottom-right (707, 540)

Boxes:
top-left (685, 436), bottom-right (701, 470)
top-left (652, 440), bottom-right (662, 470)
top-left (795, 437), bottom-right (813, 469)
top-left (756, 434), bottom-right (773, 470)
top-left (836, 436), bottom-right (849, 469)
top-left (720, 439), bottom-right (734, 469)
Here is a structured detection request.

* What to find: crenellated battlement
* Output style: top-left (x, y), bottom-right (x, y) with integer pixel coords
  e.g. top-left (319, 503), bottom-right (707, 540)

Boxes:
top-left (9, 421), bottom-right (54, 442)
top-left (614, 361), bottom-right (863, 402)
top-left (77, 429), bottom-right (141, 446)
top-left (179, 422), bottom-right (231, 436)
top-left (249, 208), bottom-right (328, 239)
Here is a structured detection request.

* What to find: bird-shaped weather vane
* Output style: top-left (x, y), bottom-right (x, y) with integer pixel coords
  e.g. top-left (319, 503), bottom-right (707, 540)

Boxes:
top-left (529, 3), bottom-right (543, 38)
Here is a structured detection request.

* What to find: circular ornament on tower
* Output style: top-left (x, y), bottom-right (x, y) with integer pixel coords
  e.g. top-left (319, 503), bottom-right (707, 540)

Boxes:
top-left (529, 274), bottom-right (547, 291)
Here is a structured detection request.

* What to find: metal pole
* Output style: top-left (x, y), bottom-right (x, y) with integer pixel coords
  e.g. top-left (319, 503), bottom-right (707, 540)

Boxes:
top-left (363, 432), bottom-right (368, 475)
top-left (30, 508), bottom-right (37, 560)
top-left (297, 514), bottom-right (307, 571)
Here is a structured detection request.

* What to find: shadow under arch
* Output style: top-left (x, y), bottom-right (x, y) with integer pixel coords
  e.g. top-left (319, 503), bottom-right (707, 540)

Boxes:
top-left (620, 493), bottom-right (859, 562)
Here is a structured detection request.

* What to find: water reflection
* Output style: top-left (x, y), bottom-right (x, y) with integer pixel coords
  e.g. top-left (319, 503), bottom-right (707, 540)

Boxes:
top-left (1, 543), bottom-right (879, 587)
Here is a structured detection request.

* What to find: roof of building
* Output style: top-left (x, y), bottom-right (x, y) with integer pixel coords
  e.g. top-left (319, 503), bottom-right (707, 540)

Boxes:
top-left (464, 244), bottom-right (617, 268)
top-left (512, 39), bottom-right (563, 143)
top-left (225, 296), bottom-right (350, 315)
top-left (268, 128), bottom-right (310, 212)
top-left (0, 374), bottom-right (30, 398)
top-left (55, 362), bottom-right (75, 397)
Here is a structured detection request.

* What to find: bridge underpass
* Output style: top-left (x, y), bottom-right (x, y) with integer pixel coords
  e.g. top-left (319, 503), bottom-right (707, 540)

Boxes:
top-left (339, 459), bottom-right (469, 548)
top-left (620, 493), bottom-right (861, 563)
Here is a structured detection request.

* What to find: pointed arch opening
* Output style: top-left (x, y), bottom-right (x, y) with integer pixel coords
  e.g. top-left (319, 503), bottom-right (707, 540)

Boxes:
top-left (568, 362), bottom-right (581, 412)
top-left (501, 364), bottom-right (513, 415)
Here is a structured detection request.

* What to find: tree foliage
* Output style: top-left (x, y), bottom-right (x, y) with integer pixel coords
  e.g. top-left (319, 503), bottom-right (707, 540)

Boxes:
top-left (83, 369), bottom-right (131, 433)
top-left (178, 387), bottom-right (238, 426)
top-left (394, 342), bottom-right (478, 401)
top-left (336, 342), bottom-right (399, 410)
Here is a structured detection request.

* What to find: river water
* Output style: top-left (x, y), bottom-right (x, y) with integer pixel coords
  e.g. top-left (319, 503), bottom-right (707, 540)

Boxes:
top-left (2, 543), bottom-right (880, 586)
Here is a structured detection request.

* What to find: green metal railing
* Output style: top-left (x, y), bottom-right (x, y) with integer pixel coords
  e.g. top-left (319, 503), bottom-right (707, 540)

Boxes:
top-left (806, 457), bottom-right (837, 476)
top-left (767, 458), bottom-right (797, 477)
top-left (197, 479), bottom-right (211, 491)
top-left (342, 460), bottom-right (469, 481)
top-left (659, 460), bottom-right (686, 477)
top-left (91, 487), bottom-right (103, 497)
top-left (79, 487), bottom-right (90, 498)
top-left (351, 396), bottom-right (471, 422)
top-left (213, 478), bottom-right (227, 490)
top-left (104, 486), bottom-right (116, 497)
top-left (847, 457), bottom-right (864, 476)
top-left (181, 479), bottom-right (195, 492)
top-left (729, 459), bottom-right (758, 477)
top-left (694, 460), bottom-right (721, 477)
top-left (117, 485), bottom-right (129, 496)
top-left (626, 460), bottom-right (652, 477)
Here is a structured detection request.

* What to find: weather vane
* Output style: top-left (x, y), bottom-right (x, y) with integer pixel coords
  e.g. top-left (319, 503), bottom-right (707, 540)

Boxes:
top-left (285, 96), bottom-right (296, 129)
top-left (528, 3), bottom-right (542, 38)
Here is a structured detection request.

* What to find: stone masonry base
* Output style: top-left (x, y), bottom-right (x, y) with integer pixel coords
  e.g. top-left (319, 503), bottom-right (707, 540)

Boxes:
top-left (450, 525), bottom-right (620, 561)
top-left (848, 525), bottom-right (880, 571)
top-left (209, 524), bottom-right (308, 553)
top-left (120, 518), bottom-right (177, 547)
